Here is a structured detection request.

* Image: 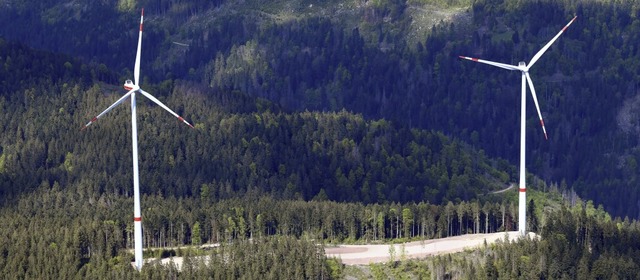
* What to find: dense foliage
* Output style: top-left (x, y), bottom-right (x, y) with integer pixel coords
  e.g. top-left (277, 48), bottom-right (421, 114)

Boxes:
top-left (2, 0), bottom-right (639, 217)
top-left (202, 0), bottom-right (640, 218)
top-left (0, 38), bottom-right (515, 205)
top-left (0, 38), bottom-right (581, 279)
top-left (2, 0), bottom-right (640, 278)
top-left (0, 177), bottom-right (564, 279)
top-left (0, 174), bottom-right (624, 279)
top-left (412, 203), bottom-right (640, 279)
top-left (0, 186), bottom-right (332, 279)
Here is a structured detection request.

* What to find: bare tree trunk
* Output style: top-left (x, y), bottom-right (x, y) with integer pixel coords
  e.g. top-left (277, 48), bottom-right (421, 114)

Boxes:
top-left (501, 204), bottom-right (506, 231)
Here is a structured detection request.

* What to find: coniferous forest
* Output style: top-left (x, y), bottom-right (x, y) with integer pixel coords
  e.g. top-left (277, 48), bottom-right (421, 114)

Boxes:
top-left (2, 0), bottom-right (640, 278)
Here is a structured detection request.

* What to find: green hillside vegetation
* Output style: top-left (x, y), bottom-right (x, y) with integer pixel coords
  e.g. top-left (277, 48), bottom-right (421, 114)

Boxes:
top-left (2, 0), bottom-right (640, 278)
top-left (0, 39), bottom-right (515, 205)
top-left (0, 168), bottom-right (622, 278)
top-left (1, 0), bottom-right (639, 217)
top-left (0, 23), bottom-right (608, 279)
top-left (0, 166), bottom-right (603, 279)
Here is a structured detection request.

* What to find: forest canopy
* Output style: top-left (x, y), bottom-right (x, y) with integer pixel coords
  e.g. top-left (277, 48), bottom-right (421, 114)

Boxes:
top-left (2, 0), bottom-right (640, 278)
top-left (1, 0), bottom-right (637, 217)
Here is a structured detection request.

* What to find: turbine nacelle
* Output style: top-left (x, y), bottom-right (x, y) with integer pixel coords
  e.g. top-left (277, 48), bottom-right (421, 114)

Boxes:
top-left (518, 61), bottom-right (528, 72)
top-left (124, 80), bottom-right (139, 91)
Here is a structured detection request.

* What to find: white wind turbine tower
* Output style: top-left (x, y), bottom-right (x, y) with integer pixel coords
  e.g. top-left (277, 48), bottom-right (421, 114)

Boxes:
top-left (82, 8), bottom-right (194, 271)
top-left (459, 16), bottom-right (577, 236)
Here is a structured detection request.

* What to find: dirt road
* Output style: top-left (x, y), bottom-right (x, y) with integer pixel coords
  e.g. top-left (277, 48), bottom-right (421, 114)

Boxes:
top-left (148, 231), bottom-right (533, 269)
top-left (325, 231), bottom-right (529, 265)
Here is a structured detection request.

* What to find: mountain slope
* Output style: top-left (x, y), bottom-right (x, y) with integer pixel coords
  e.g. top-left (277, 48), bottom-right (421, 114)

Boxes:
top-left (0, 38), bottom-right (515, 206)
top-left (1, 0), bottom-right (640, 217)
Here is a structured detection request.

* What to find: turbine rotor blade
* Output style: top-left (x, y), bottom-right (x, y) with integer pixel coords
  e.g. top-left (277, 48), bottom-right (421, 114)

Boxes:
top-left (458, 56), bottom-right (520, 71)
top-left (81, 90), bottom-right (134, 130)
top-left (525, 72), bottom-right (548, 140)
top-left (528, 16), bottom-right (577, 69)
top-left (139, 89), bottom-right (195, 128)
top-left (134, 9), bottom-right (144, 86)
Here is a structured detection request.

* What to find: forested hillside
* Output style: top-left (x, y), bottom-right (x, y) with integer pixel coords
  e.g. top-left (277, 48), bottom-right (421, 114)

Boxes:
top-left (0, 32), bottom-right (528, 278)
top-left (1, 0), bottom-right (638, 217)
top-left (0, 37), bottom-right (558, 279)
top-left (2, 0), bottom-right (640, 278)
top-left (0, 172), bottom-right (585, 279)
top-left (0, 37), bottom-right (514, 208)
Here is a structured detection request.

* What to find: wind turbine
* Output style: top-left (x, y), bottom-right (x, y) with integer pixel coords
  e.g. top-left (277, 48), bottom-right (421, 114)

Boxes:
top-left (459, 16), bottom-right (577, 236)
top-left (82, 8), bottom-right (194, 271)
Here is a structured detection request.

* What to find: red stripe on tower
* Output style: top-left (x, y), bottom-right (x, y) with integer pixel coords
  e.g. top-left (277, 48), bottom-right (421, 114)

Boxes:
top-left (134, 217), bottom-right (142, 222)
top-left (140, 8), bottom-right (144, 31)
top-left (519, 188), bottom-right (526, 193)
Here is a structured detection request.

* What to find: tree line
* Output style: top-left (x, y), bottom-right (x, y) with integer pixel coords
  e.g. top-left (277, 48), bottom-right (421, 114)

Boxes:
top-left (0, 176), bottom-right (590, 279)
top-left (0, 174), bottom-right (624, 279)
top-left (338, 199), bottom-right (637, 279)
top-left (422, 202), bottom-right (640, 279)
